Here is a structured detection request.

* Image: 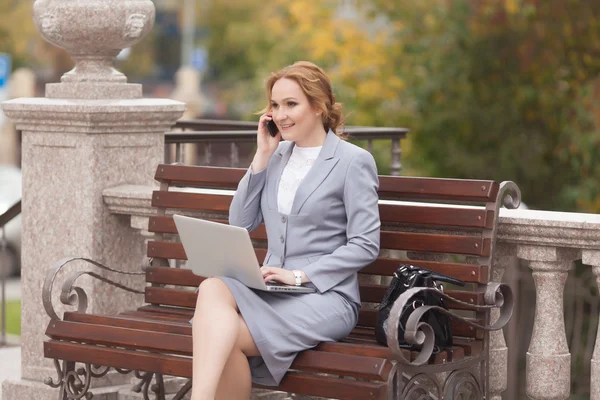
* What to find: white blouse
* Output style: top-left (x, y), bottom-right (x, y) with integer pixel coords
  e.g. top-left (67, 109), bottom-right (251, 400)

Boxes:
top-left (277, 145), bottom-right (323, 215)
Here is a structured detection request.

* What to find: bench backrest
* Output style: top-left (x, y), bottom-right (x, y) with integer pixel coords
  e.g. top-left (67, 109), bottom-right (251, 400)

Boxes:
top-left (144, 163), bottom-right (518, 343)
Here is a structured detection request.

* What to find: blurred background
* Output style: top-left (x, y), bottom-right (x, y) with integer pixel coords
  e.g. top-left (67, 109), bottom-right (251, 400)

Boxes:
top-left (0, 0), bottom-right (599, 398)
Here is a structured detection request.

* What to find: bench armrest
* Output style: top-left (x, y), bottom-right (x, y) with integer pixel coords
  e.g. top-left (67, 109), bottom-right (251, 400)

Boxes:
top-left (385, 282), bottom-right (514, 365)
top-left (43, 257), bottom-right (146, 320)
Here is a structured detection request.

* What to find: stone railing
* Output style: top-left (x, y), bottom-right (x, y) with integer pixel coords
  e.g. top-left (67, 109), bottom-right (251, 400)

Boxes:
top-left (165, 119), bottom-right (409, 175)
top-left (496, 209), bottom-right (600, 400)
top-left (103, 185), bottom-right (600, 399)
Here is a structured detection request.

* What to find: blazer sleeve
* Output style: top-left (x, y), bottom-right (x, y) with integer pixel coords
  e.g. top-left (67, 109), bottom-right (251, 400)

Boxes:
top-left (302, 151), bottom-right (381, 293)
top-left (228, 167), bottom-right (267, 232)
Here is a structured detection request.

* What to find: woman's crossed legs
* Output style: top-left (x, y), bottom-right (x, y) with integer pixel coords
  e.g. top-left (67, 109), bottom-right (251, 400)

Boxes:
top-left (191, 278), bottom-right (260, 400)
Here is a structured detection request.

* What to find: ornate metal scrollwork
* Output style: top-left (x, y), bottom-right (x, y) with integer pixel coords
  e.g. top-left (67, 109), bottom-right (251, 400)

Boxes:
top-left (132, 371), bottom-right (166, 400)
top-left (42, 257), bottom-right (145, 320)
top-left (400, 373), bottom-right (442, 399)
top-left (45, 361), bottom-right (169, 400)
top-left (44, 361), bottom-right (93, 400)
top-left (443, 369), bottom-right (482, 399)
top-left (385, 283), bottom-right (514, 365)
top-left (498, 181), bottom-right (521, 210)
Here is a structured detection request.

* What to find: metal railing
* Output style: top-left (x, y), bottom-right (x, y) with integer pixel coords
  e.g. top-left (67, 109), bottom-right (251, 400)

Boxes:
top-left (0, 199), bottom-right (20, 347)
top-left (165, 119), bottom-right (409, 175)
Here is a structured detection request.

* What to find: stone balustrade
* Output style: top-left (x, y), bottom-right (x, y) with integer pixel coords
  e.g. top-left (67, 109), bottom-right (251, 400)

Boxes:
top-left (103, 185), bottom-right (600, 399)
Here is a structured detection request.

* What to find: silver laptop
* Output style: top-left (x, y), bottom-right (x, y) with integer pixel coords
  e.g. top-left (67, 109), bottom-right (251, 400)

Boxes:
top-left (173, 214), bottom-right (315, 293)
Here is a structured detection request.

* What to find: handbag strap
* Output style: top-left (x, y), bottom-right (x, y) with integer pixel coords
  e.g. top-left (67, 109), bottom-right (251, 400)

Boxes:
top-left (398, 264), bottom-right (466, 287)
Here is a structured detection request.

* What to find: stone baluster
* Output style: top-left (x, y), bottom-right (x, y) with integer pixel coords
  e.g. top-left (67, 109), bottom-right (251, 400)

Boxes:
top-left (517, 245), bottom-right (580, 400)
top-left (0, 1), bottom-right (185, 398)
top-left (585, 250), bottom-right (600, 400)
top-left (489, 242), bottom-right (516, 400)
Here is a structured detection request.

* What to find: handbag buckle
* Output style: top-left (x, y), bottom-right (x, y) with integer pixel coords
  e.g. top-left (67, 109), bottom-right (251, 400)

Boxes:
top-left (412, 300), bottom-right (424, 310)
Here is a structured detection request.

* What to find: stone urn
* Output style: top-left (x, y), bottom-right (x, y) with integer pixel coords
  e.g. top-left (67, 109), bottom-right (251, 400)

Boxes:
top-left (33, 0), bottom-right (156, 99)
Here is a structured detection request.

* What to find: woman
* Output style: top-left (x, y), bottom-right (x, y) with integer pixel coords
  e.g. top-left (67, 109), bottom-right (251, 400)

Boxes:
top-left (191, 61), bottom-right (381, 400)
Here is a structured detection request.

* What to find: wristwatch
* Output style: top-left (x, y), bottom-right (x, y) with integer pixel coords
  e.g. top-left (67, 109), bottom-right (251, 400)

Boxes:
top-left (292, 270), bottom-right (302, 286)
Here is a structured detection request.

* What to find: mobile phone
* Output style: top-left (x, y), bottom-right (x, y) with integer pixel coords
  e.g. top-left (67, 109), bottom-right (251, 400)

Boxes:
top-left (266, 120), bottom-right (279, 137)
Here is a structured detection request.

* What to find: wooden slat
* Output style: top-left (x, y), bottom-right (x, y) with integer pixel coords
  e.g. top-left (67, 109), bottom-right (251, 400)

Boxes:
top-left (45, 341), bottom-right (386, 400)
top-left (151, 191), bottom-right (232, 212)
top-left (146, 266), bottom-right (203, 286)
top-left (336, 334), bottom-right (472, 364)
top-left (121, 309), bottom-right (193, 323)
top-left (356, 310), bottom-right (482, 339)
top-left (150, 206), bottom-right (493, 233)
top-left (46, 320), bottom-right (192, 355)
top-left (146, 258), bottom-right (488, 287)
top-left (261, 372), bottom-right (388, 400)
top-left (136, 304), bottom-right (194, 318)
top-left (48, 320), bottom-right (392, 381)
top-left (291, 351), bottom-right (393, 381)
top-left (148, 216), bottom-right (268, 240)
top-left (154, 164), bottom-right (245, 189)
top-left (380, 231), bottom-right (491, 256)
top-left (44, 340), bottom-right (193, 377)
top-left (144, 285), bottom-right (482, 326)
top-left (147, 241), bottom-right (267, 261)
top-left (378, 176), bottom-right (499, 203)
top-left (379, 203), bottom-right (494, 229)
top-left (63, 312), bottom-right (478, 366)
top-left (360, 258), bottom-right (488, 284)
top-left (64, 312), bottom-right (192, 335)
top-left (145, 287), bottom-right (196, 309)
top-left (64, 312), bottom-right (481, 360)
top-left (153, 164), bottom-right (500, 205)
top-left (359, 285), bottom-right (483, 308)
top-left (148, 234), bottom-right (489, 260)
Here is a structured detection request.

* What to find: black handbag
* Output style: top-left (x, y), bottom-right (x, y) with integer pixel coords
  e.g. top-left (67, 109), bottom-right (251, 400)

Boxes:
top-left (375, 264), bottom-right (465, 352)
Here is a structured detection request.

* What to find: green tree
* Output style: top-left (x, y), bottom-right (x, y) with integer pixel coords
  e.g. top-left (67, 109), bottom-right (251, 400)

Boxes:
top-left (201, 0), bottom-right (600, 211)
top-left (368, 0), bottom-right (600, 211)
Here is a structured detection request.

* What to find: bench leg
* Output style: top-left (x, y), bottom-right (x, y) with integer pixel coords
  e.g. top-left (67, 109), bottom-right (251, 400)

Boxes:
top-left (44, 359), bottom-right (93, 400)
top-left (172, 380), bottom-right (192, 400)
top-left (132, 371), bottom-right (166, 400)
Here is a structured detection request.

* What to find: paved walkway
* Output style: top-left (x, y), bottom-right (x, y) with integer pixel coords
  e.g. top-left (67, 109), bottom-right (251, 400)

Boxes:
top-left (0, 277), bottom-right (21, 400)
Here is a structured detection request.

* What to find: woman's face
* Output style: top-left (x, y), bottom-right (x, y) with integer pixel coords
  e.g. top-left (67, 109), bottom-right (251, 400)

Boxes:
top-left (270, 78), bottom-right (325, 147)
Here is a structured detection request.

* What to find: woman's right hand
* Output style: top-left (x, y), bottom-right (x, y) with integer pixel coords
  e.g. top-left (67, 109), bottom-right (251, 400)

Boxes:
top-left (252, 113), bottom-right (281, 172)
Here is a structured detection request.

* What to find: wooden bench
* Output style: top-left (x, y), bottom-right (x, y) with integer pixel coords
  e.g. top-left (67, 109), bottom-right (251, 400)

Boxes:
top-left (42, 163), bottom-right (519, 400)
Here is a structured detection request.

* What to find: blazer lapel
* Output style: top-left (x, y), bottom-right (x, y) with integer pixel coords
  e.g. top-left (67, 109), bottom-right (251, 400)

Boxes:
top-left (290, 130), bottom-right (341, 215)
top-left (267, 141), bottom-right (294, 210)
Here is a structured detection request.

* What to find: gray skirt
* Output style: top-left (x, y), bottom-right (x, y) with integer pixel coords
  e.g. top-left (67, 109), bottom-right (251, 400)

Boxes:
top-left (214, 276), bottom-right (358, 386)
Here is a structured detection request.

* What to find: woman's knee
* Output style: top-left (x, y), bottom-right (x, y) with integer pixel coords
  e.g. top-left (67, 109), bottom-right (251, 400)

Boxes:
top-left (196, 278), bottom-right (237, 310)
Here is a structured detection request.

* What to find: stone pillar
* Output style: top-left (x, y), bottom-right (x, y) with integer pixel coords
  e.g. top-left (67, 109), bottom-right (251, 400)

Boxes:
top-left (517, 245), bottom-right (580, 400)
top-left (0, 0), bottom-right (185, 399)
top-left (488, 242), bottom-right (515, 400)
top-left (585, 250), bottom-right (600, 400)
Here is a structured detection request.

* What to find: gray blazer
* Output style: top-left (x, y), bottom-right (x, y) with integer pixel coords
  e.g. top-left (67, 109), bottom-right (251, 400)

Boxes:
top-left (229, 130), bottom-right (381, 308)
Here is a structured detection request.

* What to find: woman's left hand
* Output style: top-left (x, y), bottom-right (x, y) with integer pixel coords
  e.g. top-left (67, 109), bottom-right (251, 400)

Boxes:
top-left (260, 266), bottom-right (296, 286)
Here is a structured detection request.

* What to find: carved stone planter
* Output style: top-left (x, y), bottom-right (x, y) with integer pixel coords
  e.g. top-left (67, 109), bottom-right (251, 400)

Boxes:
top-left (33, 0), bottom-right (155, 99)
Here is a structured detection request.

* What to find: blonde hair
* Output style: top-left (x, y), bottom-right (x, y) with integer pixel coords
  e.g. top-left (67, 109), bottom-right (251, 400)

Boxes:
top-left (260, 61), bottom-right (346, 139)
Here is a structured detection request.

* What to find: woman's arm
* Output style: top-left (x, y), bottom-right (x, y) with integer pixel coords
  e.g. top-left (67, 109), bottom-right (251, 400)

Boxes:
top-left (229, 113), bottom-right (281, 231)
